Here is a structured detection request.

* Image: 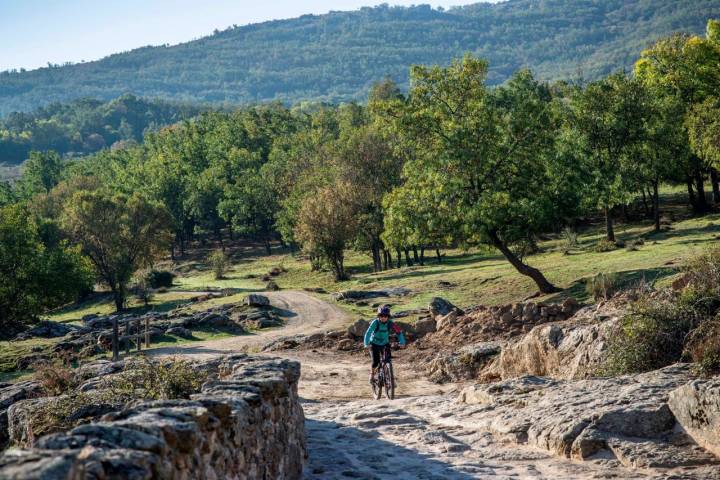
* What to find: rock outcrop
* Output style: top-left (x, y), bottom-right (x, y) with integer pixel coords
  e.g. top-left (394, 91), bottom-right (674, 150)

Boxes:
top-left (0, 382), bottom-right (42, 449)
top-left (458, 364), bottom-right (720, 469)
top-left (669, 378), bottom-right (720, 457)
top-left (0, 355), bottom-right (306, 480)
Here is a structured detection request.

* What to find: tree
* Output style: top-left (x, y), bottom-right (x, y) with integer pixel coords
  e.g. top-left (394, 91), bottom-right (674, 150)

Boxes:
top-left (18, 150), bottom-right (63, 197)
top-left (0, 204), bottom-right (93, 337)
top-left (566, 73), bottom-right (650, 241)
top-left (383, 57), bottom-right (561, 293)
top-left (62, 190), bottom-right (173, 311)
top-left (295, 181), bottom-right (360, 281)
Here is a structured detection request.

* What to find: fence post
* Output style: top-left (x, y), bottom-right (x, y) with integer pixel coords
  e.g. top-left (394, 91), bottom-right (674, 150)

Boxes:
top-left (125, 319), bottom-right (131, 355)
top-left (136, 318), bottom-right (141, 352)
top-left (112, 317), bottom-right (119, 361)
top-left (145, 317), bottom-right (150, 348)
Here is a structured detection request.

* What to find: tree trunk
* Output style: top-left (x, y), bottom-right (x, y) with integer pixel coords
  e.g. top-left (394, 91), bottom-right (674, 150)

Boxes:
top-left (382, 249), bottom-right (389, 270)
top-left (605, 207), bottom-right (615, 243)
top-left (419, 247), bottom-right (425, 266)
top-left (696, 171), bottom-right (709, 213)
top-left (687, 177), bottom-right (697, 210)
top-left (396, 248), bottom-right (402, 269)
top-left (641, 189), bottom-right (650, 218)
top-left (371, 244), bottom-right (381, 273)
top-left (112, 286), bottom-right (125, 313)
top-left (264, 239), bottom-right (272, 256)
top-left (412, 246), bottom-right (420, 264)
top-left (403, 248), bottom-right (413, 267)
top-left (436, 248), bottom-right (442, 263)
top-left (653, 179), bottom-right (661, 233)
top-left (489, 231), bottom-right (560, 294)
top-left (712, 168), bottom-right (720, 204)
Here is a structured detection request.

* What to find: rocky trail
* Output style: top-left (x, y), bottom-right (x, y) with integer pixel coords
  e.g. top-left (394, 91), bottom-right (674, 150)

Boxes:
top-left (152, 291), bottom-right (719, 479)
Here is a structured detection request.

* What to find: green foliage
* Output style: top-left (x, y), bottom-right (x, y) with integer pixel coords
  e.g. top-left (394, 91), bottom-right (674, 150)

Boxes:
top-left (17, 150), bottom-right (63, 196)
top-left (0, 95), bottom-right (201, 164)
top-left (61, 190), bottom-right (174, 311)
top-left (145, 270), bottom-right (175, 289)
top-left (1, 2), bottom-right (717, 115)
top-left (594, 239), bottom-right (618, 253)
top-left (103, 356), bottom-right (207, 400)
top-left (208, 249), bottom-right (228, 280)
top-left (685, 318), bottom-right (720, 376)
top-left (603, 294), bottom-right (694, 375)
top-left (586, 272), bottom-right (620, 300)
top-left (0, 204), bottom-right (94, 337)
top-left (561, 227), bottom-right (579, 252)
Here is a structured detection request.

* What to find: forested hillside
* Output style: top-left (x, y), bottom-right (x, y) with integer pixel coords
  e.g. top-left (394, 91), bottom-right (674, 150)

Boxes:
top-left (2, 0), bottom-right (719, 115)
top-left (0, 95), bottom-right (202, 164)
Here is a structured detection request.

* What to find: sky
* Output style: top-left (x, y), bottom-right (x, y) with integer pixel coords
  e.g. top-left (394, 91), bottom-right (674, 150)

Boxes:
top-left (0, 0), bottom-right (481, 72)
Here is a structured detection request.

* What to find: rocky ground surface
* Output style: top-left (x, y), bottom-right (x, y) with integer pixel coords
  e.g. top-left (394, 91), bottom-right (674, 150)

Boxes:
top-left (3, 290), bottom-right (719, 479)
top-left (11, 292), bottom-right (284, 369)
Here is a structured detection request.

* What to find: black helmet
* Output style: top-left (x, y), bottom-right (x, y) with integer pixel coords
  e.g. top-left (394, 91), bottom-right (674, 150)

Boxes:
top-left (377, 305), bottom-right (391, 317)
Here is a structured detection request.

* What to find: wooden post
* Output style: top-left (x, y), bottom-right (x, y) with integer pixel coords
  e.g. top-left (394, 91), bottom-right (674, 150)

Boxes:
top-left (125, 319), bottom-right (131, 355)
top-left (145, 317), bottom-right (150, 348)
top-left (112, 317), bottom-right (119, 361)
top-left (136, 318), bottom-right (141, 352)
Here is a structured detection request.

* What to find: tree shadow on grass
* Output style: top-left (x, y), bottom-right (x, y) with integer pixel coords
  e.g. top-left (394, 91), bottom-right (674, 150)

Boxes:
top-left (303, 417), bottom-right (478, 479)
top-left (545, 266), bottom-right (678, 304)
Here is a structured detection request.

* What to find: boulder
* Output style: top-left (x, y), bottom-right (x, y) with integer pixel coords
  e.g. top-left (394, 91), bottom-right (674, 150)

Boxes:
top-left (166, 326), bottom-right (193, 339)
top-left (244, 294), bottom-right (270, 307)
top-left (458, 364), bottom-right (719, 468)
top-left (668, 379), bottom-right (720, 457)
top-left (429, 297), bottom-right (461, 318)
top-left (426, 342), bottom-right (501, 383)
top-left (266, 280), bottom-right (280, 291)
top-left (413, 317), bottom-right (437, 336)
top-left (331, 288), bottom-right (411, 302)
top-left (347, 319), bottom-right (370, 338)
top-left (436, 311), bottom-right (458, 331)
top-left (0, 381), bottom-right (42, 449)
top-left (13, 321), bottom-right (74, 341)
top-left (486, 315), bottom-right (618, 380)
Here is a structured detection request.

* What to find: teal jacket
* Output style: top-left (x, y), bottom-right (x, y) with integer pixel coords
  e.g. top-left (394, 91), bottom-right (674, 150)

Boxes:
top-left (364, 319), bottom-right (406, 347)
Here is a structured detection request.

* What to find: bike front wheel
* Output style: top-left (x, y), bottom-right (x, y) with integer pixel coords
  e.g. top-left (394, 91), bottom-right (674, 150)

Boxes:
top-left (383, 363), bottom-right (395, 400)
top-left (372, 372), bottom-right (382, 400)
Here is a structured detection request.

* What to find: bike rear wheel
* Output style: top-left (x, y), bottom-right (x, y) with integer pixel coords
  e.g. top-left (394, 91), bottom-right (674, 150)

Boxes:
top-left (383, 362), bottom-right (395, 400)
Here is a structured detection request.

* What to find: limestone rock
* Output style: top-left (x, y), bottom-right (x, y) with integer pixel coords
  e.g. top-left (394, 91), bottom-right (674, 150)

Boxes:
top-left (0, 381), bottom-right (42, 449)
top-left (429, 297), bottom-right (459, 318)
top-left (347, 319), bottom-right (370, 339)
top-left (668, 378), bottom-right (720, 457)
top-left (244, 294), bottom-right (270, 307)
top-left (413, 317), bottom-right (437, 336)
top-left (457, 364), bottom-right (719, 468)
top-left (436, 311), bottom-right (458, 331)
top-left (166, 326), bottom-right (193, 338)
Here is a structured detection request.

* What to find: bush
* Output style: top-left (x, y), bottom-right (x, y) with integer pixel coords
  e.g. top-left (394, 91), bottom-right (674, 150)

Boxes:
top-left (145, 270), bottom-right (175, 288)
top-left (685, 318), bottom-right (720, 376)
top-left (208, 249), bottom-right (228, 280)
top-left (680, 246), bottom-right (720, 315)
top-left (625, 238), bottom-right (644, 251)
top-left (602, 294), bottom-right (694, 375)
top-left (32, 359), bottom-right (77, 396)
top-left (103, 356), bottom-right (207, 400)
top-left (562, 227), bottom-right (578, 252)
top-left (594, 238), bottom-right (617, 252)
top-left (586, 272), bottom-right (620, 300)
top-left (131, 270), bottom-right (154, 307)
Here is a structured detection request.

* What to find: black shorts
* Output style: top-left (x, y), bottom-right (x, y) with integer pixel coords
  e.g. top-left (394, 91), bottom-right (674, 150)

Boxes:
top-left (369, 343), bottom-right (391, 368)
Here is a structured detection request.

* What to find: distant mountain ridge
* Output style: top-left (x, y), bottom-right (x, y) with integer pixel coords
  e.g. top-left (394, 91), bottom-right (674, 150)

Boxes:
top-left (1, 0), bottom-right (719, 115)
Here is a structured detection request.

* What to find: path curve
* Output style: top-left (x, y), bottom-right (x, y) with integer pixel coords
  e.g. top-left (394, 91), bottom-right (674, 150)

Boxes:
top-left (146, 290), bottom-right (349, 359)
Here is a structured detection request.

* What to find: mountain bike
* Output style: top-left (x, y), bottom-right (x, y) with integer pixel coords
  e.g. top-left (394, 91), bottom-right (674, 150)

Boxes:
top-left (371, 343), bottom-right (397, 400)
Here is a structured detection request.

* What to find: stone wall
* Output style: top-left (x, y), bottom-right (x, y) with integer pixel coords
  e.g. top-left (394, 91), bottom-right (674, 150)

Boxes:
top-left (0, 354), bottom-right (306, 480)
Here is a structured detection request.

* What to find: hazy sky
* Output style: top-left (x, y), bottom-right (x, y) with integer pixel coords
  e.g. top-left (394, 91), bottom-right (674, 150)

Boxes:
top-left (0, 1), bottom-right (480, 71)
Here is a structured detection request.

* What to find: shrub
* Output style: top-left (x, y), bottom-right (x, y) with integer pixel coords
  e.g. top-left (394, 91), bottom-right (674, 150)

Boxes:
top-left (679, 246), bottom-right (720, 315)
top-left (602, 294), bottom-right (695, 375)
top-left (562, 227), bottom-right (579, 251)
top-left (625, 239), bottom-right (644, 251)
top-left (594, 238), bottom-right (617, 253)
top-left (145, 270), bottom-right (175, 288)
top-left (685, 318), bottom-right (720, 376)
top-left (32, 359), bottom-right (77, 396)
top-left (208, 249), bottom-right (228, 280)
top-left (103, 356), bottom-right (207, 400)
top-left (586, 272), bottom-right (620, 300)
top-left (131, 270), bottom-right (154, 307)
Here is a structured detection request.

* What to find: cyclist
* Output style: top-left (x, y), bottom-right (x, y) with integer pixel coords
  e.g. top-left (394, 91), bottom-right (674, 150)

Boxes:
top-left (364, 305), bottom-right (406, 385)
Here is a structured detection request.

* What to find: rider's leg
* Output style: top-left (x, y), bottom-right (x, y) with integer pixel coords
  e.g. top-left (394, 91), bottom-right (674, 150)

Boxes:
top-left (369, 344), bottom-right (380, 384)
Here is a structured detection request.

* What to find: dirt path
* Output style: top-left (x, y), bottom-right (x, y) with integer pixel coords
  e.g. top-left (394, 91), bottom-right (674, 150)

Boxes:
top-left (146, 291), bottom-right (349, 359)
top-left (152, 291), bottom-right (691, 479)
